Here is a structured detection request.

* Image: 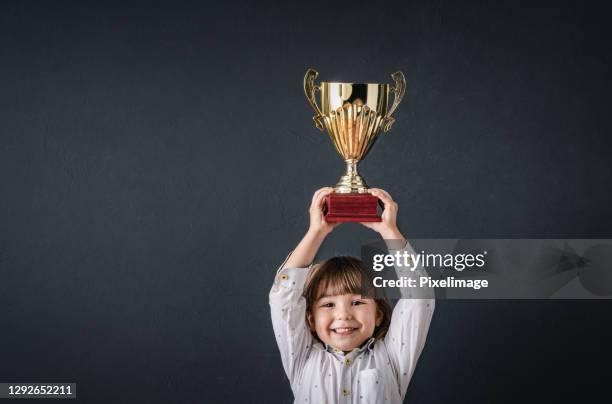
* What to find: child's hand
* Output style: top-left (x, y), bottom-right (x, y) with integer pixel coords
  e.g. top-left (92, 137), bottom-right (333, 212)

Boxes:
top-left (360, 188), bottom-right (405, 240)
top-left (309, 187), bottom-right (341, 235)
top-left (281, 187), bottom-right (339, 269)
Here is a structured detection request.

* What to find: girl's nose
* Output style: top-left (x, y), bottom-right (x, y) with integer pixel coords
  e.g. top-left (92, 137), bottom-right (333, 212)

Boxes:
top-left (336, 306), bottom-right (353, 320)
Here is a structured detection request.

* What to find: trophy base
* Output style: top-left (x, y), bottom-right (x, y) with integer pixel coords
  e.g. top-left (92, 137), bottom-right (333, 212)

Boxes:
top-left (324, 193), bottom-right (382, 223)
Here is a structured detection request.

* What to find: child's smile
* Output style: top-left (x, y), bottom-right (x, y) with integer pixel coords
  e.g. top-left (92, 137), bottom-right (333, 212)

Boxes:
top-left (331, 327), bottom-right (358, 335)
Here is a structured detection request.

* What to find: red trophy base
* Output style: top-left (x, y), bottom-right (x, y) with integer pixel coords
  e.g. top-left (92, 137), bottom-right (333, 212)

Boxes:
top-left (324, 193), bottom-right (382, 222)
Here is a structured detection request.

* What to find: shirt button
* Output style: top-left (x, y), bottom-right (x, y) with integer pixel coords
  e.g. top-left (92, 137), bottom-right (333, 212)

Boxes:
top-left (344, 359), bottom-right (351, 365)
top-left (342, 388), bottom-right (350, 397)
top-left (280, 274), bottom-right (289, 281)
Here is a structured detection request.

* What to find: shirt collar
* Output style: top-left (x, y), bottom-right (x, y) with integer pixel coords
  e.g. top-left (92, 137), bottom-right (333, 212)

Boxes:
top-left (359, 337), bottom-right (376, 352)
top-left (321, 337), bottom-right (376, 356)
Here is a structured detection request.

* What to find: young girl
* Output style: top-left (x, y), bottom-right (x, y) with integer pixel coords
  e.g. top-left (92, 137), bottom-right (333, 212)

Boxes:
top-left (270, 187), bottom-right (435, 403)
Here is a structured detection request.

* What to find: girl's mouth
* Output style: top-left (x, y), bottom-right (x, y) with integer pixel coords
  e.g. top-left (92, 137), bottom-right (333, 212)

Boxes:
top-left (332, 327), bottom-right (357, 335)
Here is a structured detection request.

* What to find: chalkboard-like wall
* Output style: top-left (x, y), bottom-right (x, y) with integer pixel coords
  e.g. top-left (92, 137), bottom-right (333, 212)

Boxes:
top-left (1, 1), bottom-right (611, 402)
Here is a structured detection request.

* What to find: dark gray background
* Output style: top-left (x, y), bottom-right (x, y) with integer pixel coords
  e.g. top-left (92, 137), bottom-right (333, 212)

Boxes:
top-left (1, 0), bottom-right (611, 402)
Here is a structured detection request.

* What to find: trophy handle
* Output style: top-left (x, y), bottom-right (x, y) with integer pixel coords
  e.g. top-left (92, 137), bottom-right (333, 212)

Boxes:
top-left (303, 68), bottom-right (325, 131)
top-left (383, 71), bottom-right (406, 132)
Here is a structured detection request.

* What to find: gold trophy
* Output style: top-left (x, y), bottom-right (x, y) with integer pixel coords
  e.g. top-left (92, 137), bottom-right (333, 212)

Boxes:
top-left (303, 68), bottom-right (406, 222)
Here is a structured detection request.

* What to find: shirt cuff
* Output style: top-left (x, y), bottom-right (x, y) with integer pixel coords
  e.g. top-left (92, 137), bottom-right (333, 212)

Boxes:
top-left (273, 266), bottom-right (310, 291)
top-left (276, 250), bottom-right (295, 274)
top-left (276, 250), bottom-right (314, 274)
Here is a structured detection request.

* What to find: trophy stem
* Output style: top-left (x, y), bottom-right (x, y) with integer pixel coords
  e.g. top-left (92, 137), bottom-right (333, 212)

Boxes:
top-left (334, 159), bottom-right (368, 194)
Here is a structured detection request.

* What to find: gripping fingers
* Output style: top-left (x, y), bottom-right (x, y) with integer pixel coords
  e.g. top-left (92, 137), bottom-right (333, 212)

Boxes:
top-left (317, 188), bottom-right (333, 209)
top-left (311, 187), bottom-right (327, 204)
top-left (369, 188), bottom-right (397, 211)
top-left (310, 187), bottom-right (333, 211)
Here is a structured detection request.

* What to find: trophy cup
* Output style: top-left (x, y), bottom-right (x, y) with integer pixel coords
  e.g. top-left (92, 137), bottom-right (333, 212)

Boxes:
top-left (303, 68), bottom-right (406, 222)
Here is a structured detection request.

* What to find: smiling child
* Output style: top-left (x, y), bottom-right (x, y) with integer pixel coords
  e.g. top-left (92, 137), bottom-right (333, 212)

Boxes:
top-left (270, 187), bottom-right (435, 403)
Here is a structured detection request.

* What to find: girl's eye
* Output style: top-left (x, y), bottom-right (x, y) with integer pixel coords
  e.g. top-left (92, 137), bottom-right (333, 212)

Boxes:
top-left (352, 300), bottom-right (365, 306)
top-left (321, 302), bottom-right (334, 308)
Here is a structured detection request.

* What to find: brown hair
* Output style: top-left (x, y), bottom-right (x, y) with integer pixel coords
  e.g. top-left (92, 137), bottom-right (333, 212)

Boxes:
top-left (303, 256), bottom-right (392, 342)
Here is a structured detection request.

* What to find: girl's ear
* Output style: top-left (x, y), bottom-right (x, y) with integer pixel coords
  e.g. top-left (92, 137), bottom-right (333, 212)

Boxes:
top-left (307, 312), bottom-right (315, 331)
top-left (375, 307), bottom-right (383, 327)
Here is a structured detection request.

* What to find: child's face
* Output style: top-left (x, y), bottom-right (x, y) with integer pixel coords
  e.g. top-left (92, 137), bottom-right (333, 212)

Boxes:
top-left (309, 291), bottom-right (382, 352)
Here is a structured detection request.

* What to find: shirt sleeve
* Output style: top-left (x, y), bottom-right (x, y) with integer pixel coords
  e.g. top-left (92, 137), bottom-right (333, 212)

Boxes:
top-left (382, 240), bottom-right (435, 401)
top-left (269, 252), bottom-right (314, 388)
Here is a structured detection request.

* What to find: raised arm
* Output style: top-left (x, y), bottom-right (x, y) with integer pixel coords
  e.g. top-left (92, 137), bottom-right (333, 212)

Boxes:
top-left (270, 187), bottom-right (341, 385)
top-left (361, 188), bottom-right (435, 400)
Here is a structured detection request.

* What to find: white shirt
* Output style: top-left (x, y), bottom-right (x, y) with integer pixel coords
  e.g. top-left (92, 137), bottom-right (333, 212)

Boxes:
top-left (269, 242), bottom-right (435, 404)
